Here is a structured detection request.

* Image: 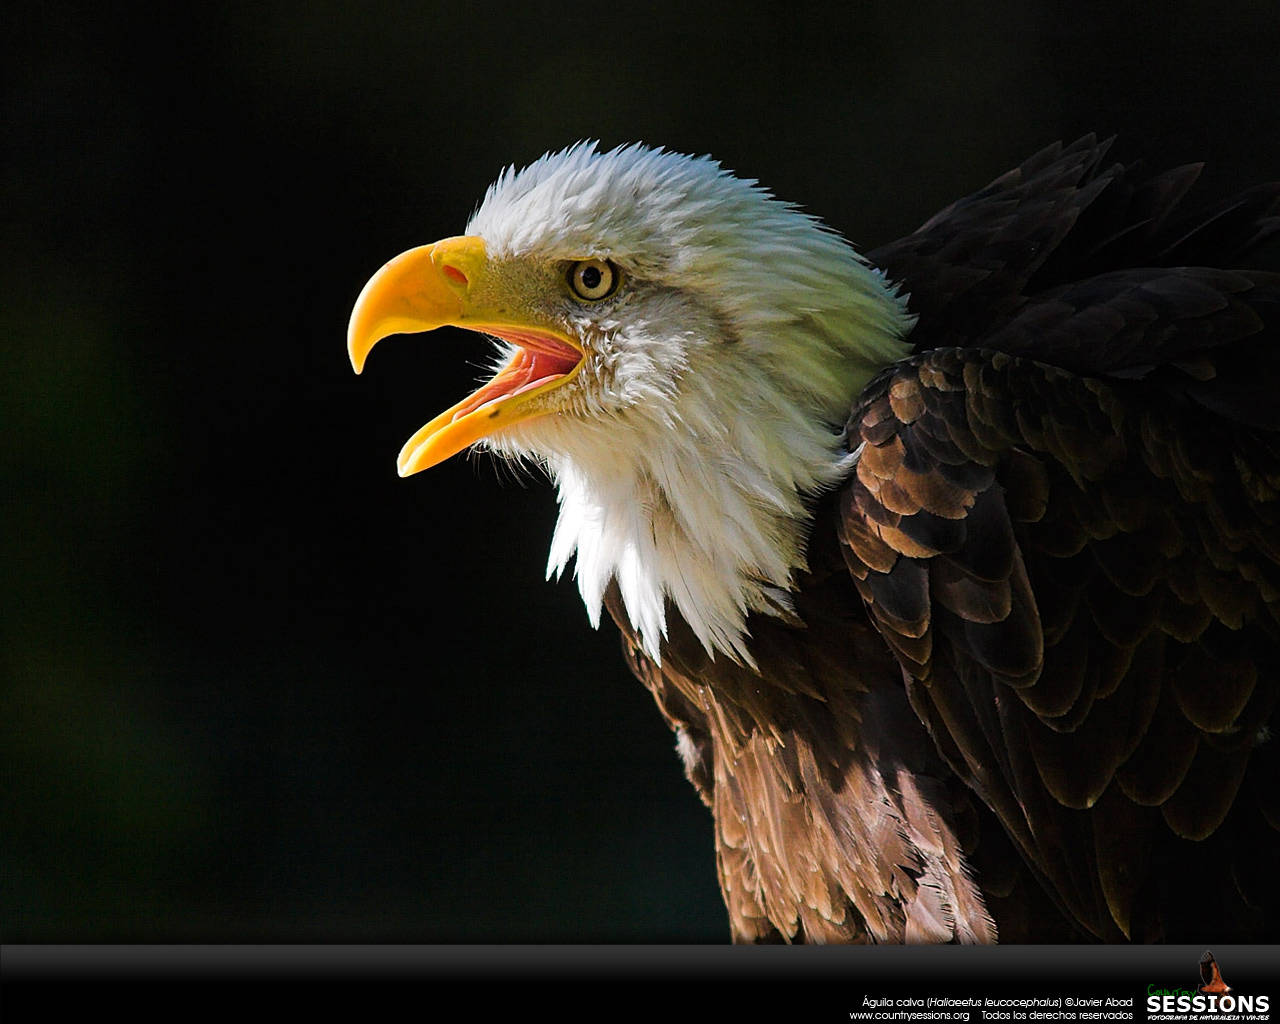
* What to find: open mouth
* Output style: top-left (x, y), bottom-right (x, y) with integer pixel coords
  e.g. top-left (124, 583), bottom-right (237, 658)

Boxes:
top-left (394, 324), bottom-right (583, 476)
top-left (345, 235), bottom-right (586, 476)
top-left (452, 328), bottom-right (583, 421)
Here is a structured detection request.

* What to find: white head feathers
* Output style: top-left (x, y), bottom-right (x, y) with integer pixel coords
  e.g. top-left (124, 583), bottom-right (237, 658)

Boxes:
top-left (465, 143), bottom-right (914, 664)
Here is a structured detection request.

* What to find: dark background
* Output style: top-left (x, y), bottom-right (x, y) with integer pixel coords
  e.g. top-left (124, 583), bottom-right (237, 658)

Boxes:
top-left (4, 0), bottom-right (1280, 943)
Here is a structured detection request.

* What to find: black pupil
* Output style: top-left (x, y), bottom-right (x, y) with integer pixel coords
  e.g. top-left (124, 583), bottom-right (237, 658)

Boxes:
top-left (580, 264), bottom-right (603, 291)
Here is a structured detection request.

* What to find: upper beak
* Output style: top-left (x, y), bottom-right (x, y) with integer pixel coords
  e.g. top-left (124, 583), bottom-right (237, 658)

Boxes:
top-left (347, 235), bottom-right (485, 375)
top-left (347, 236), bottom-right (584, 476)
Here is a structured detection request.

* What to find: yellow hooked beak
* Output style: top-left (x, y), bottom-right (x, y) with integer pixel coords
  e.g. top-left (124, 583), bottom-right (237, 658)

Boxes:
top-left (347, 236), bottom-right (583, 476)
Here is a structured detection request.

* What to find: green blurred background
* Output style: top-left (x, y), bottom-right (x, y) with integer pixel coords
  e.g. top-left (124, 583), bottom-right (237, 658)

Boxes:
top-left (4, 0), bottom-right (1279, 942)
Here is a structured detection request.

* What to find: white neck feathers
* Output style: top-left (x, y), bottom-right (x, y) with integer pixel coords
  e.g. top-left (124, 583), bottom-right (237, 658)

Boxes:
top-left (541, 268), bottom-right (911, 665)
top-left (468, 144), bottom-right (915, 664)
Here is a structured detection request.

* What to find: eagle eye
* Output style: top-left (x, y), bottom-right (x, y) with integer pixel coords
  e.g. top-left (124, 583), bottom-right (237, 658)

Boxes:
top-left (568, 259), bottom-right (619, 301)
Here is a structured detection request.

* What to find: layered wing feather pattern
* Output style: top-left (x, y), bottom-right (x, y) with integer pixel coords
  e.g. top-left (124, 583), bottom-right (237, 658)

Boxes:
top-left (840, 137), bottom-right (1280, 940)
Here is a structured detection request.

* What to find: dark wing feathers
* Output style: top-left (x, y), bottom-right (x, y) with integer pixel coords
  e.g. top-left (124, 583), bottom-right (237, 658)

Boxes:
top-left (873, 134), bottom-right (1280, 348)
top-left (847, 140), bottom-right (1279, 940)
top-left (842, 148), bottom-right (1280, 938)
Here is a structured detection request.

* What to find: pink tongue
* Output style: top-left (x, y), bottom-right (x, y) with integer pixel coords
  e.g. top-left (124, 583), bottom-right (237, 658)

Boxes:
top-left (497, 328), bottom-right (582, 370)
top-left (448, 347), bottom-right (574, 423)
top-left (514, 374), bottom-right (562, 396)
top-left (508, 345), bottom-right (574, 397)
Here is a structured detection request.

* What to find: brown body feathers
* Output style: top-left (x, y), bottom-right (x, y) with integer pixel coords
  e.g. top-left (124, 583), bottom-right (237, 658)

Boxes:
top-left (609, 138), bottom-right (1280, 943)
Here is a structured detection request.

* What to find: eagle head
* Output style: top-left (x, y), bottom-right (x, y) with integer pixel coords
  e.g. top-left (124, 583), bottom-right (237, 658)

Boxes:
top-left (348, 143), bottom-right (913, 662)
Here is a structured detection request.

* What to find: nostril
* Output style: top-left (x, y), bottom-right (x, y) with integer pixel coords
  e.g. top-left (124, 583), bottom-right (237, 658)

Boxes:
top-left (442, 265), bottom-right (468, 286)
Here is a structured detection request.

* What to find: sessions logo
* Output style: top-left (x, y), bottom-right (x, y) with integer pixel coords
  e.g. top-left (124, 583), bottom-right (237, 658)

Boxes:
top-left (1146, 952), bottom-right (1271, 1021)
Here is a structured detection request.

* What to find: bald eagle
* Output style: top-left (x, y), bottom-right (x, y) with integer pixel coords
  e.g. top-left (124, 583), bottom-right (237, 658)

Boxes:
top-left (348, 137), bottom-right (1280, 943)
